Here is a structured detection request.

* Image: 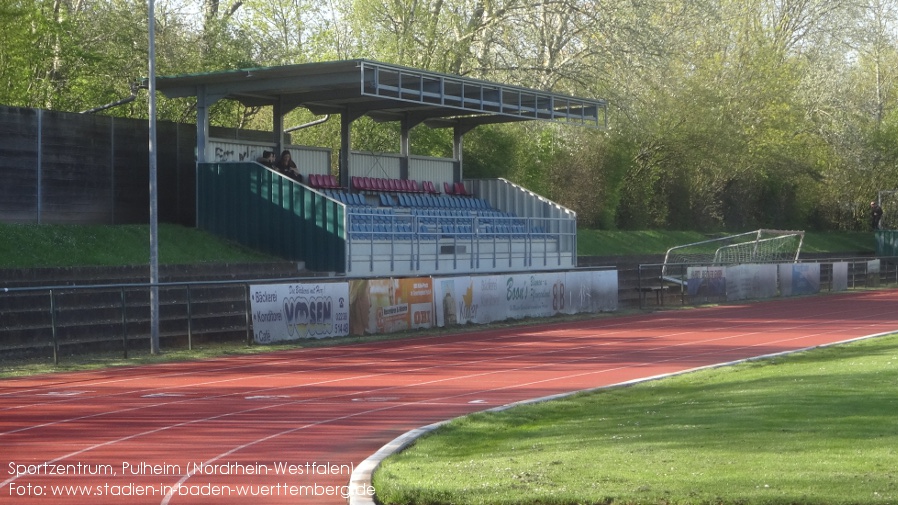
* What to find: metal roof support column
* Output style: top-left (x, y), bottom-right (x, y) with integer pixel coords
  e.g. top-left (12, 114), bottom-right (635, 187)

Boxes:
top-left (339, 107), bottom-right (363, 188)
top-left (453, 124), bottom-right (476, 183)
top-left (340, 111), bottom-right (351, 188)
top-left (453, 127), bottom-right (462, 183)
top-left (400, 115), bottom-right (411, 180)
top-left (273, 98), bottom-right (286, 156)
top-left (196, 87), bottom-right (210, 163)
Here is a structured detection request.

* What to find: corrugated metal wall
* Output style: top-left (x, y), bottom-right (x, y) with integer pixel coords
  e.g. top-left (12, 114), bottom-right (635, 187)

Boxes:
top-left (0, 105), bottom-right (278, 226)
top-left (289, 146), bottom-right (331, 176)
top-left (469, 178), bottom-right (575, 221)
top-left (197, 163), bottom-right (346, 272)
top-left (0, 107), bottom-right (41, 223)
top-left (876, 230), bottom-right (898, 257)
top-left (207, 139), bottom-right (273, 163)
top-left (0, 106), bottom-right (199, 225)
top-left (469, 177), bottom-right (577, 253)
top-left (408, 155), bottom-right (454, 189)
top-left (350, 152), bottom-right (401, 179)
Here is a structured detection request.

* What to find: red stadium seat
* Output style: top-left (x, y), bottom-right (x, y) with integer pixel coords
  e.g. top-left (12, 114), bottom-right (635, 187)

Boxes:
top-left (328, 175), bottom-right (339, 188)
top-left (444, 182), bottom-right (455, 195)
top-left (454, 182), bottom-right (470, 196)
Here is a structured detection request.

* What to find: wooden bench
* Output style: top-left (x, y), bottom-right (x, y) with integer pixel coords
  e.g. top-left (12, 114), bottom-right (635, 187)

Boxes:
top-left (636, 285), bottom-right (668, 305)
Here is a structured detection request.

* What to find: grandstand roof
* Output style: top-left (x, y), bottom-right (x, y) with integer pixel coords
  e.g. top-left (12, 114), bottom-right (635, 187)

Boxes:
top-left (154, 59), bottom-right (607, 130)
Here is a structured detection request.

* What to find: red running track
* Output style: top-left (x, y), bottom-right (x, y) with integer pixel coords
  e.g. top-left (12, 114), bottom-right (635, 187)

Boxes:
top-left (2, 290), bottom-right (898, 505)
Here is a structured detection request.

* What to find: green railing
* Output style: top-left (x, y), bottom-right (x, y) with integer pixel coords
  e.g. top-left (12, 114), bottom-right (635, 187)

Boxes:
top-left (197, 163), bottom-right (345, 272)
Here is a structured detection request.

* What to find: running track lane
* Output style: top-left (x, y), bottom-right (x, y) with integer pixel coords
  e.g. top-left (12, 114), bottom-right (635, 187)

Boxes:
top-left (2, 291), bottom-right (897, 505)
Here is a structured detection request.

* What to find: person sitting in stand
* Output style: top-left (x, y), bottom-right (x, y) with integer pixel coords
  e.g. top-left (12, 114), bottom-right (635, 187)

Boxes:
top-left (256, 150), bottom-right (275, 168)
top-left (274, 150), bottom-right (302, 182)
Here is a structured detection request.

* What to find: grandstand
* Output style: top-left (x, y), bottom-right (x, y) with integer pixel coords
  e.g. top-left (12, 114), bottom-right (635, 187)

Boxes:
top-left (156, 60), bottom-right (605, 276)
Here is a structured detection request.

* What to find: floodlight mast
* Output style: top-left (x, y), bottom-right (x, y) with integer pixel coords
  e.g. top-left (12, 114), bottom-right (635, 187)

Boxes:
top-left (148, 0), bottom-right (160, 354)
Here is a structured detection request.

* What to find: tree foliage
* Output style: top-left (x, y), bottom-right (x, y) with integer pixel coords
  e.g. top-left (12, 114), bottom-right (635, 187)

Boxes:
top-left (2, 0), bottom-right (898, 231)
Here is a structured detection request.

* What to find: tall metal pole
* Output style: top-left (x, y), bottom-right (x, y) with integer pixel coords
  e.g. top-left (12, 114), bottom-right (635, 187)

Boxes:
top-left (148, 0), bottom-right (160, 354)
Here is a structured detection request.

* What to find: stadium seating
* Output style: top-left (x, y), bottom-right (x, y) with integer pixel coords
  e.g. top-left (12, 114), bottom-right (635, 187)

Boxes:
top-left (423, 181), bottom-right (439, 194)
top-left (348, 176), bottom-right (437, 194)
top-left (308, 173), bottom-right (341, 190)
top-left (454, 182), bottom-right (470, 196)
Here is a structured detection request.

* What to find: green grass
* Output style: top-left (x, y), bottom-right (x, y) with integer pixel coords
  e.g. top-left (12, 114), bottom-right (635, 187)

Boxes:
top-left (0, 224), bottom-right (876, 268)
top-left (0, 223), bottom-right (889, 504)
top-left (373, 334), bottom-right (898, 505)
top-left (0, 223), bottom-right (278, 268)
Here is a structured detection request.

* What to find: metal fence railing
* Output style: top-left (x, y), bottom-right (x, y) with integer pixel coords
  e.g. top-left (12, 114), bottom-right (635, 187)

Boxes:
top-left (346, 209), bottom-right (577, 275)
top-left (636, 257), bottom-right (898, 310)
top-left (0, 277), bottom-right (315, 364)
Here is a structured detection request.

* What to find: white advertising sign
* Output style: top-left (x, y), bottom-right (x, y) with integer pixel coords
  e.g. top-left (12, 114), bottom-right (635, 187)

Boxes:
top-left (250, 282), bottom-right (350, 343)
top-left (434, 270), bottom-right (619, 328)
top-left (727, 264), bottom-right (778, 301)
top-left (433, 276), bottom-right (473, 327)
top-left (832, 262), bottom-right (848, 292)
top-left (503, 272), bottom-right (563, 319)
top-left (778, 263), bottom-right (820, 297)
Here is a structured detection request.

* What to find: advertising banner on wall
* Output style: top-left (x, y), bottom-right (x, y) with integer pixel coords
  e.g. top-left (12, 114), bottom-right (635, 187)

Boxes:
top-left (581, 270), bottom-right (619, 313)
top-left (402, 277), bottom-right (434, 330)
top-left (472, 275), bottom-right (506, 324)
top-left (250, 282), bottom-right (350, 343)
top-left (778, 263), bottom-right (821, 297)
top-left (348, 277), bottom-right (434, 335)
top-left (832, 262), bottom-right (848, 292)
top-left (868, 259), bottom-right (881, 287)
top-left (433, 270), bottom-right (619, 328)
top-left (432, 275), bottom-right (505, 326)
top-left (558, 271), bottom-right (589, 315)
top-left (503, 272), bottom-right (564, 319)
top-left (727, 264), bottom-right (778, 301)
top-left (433, 277), bottom-right (472, 327)
top-left (552, 270), bottom-right (618, 314)
top-left (686, 266), bottom-right (726, 298)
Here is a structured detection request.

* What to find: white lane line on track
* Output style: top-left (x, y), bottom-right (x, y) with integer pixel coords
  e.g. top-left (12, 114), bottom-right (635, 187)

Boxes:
top-left (0, 304), bottom-right (847, 437)
top-left (0, 309), bottom-right (661, 394)
top-left (3, 295), bottom-right (896, 442)
top-left (3, 300), bottom-right (895, 497)
top-left (0, 291), bottom-right (868, 397)
top-left (347, 324), bottom-right (898, 505)
top-left (3, 292), bottom-right (897, 496)
top-left (0, 314), bottom-right (653, 401)
top-left (163, 319), bottom-right (898, 505)
top-left (0, 308), bottom-right (739, 415)
top-left (0, 293), bottom-right (874, 413)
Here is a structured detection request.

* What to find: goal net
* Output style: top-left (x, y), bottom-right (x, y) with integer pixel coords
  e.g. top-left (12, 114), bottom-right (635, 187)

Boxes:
top-left (662, 229), bottom-right (805, 281)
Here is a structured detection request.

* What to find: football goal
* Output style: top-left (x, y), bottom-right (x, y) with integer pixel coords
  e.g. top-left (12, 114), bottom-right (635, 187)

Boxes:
top-left (661, 229), bottom-right (805, 282)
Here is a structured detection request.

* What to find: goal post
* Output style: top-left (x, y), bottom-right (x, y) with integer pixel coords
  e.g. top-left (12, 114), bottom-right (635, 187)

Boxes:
top-left (662, 229), bottom-right (805, 282)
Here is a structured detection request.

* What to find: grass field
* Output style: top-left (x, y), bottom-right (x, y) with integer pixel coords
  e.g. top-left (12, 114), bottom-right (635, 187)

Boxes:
top-left (372, 333), bottom-right (898, 505)
top-left (0, 223), bottom-right (876, 268)
top-left (0, 223), bottom-right (891, 504)
top-left (0, 223), bottom-right (277, 268)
